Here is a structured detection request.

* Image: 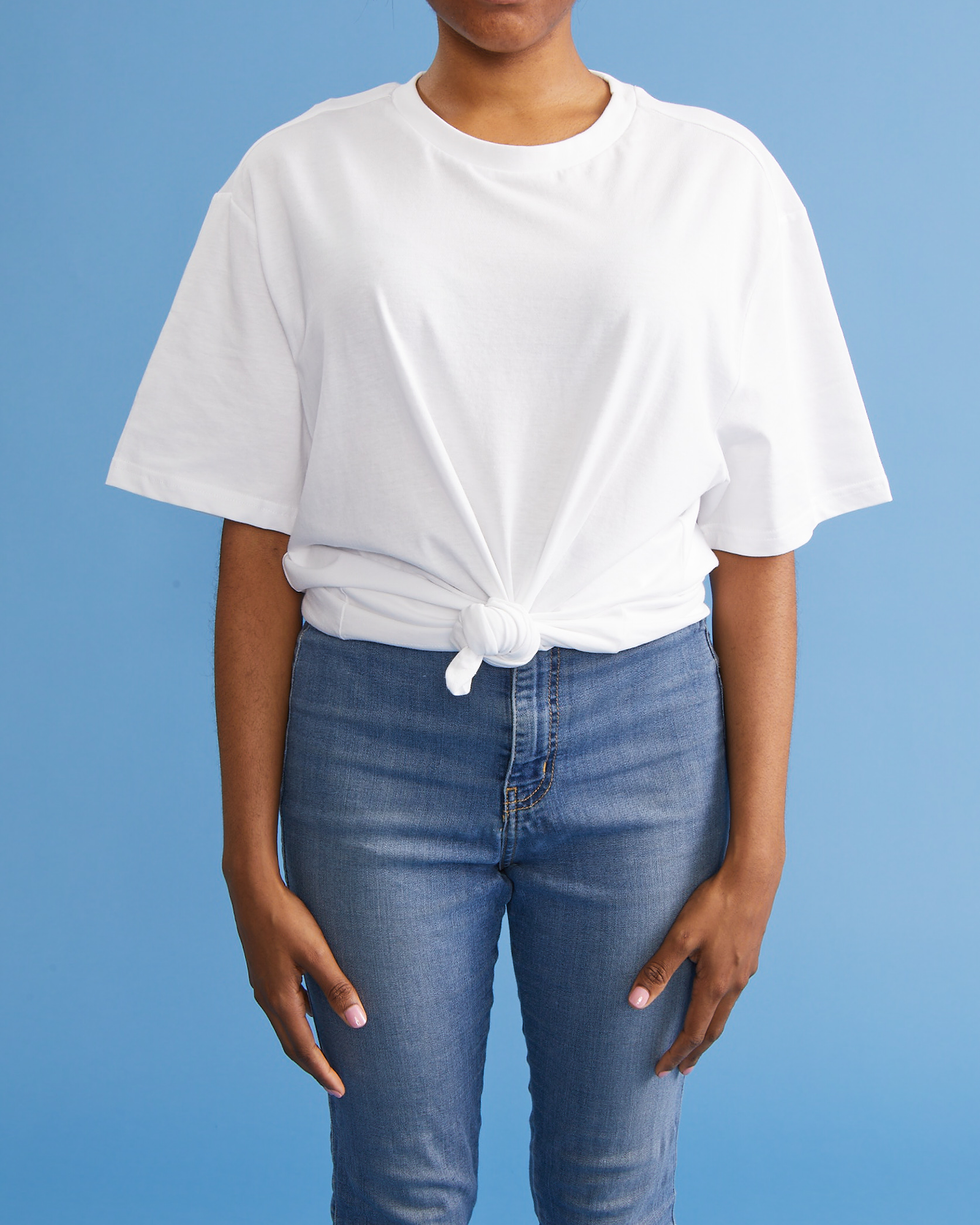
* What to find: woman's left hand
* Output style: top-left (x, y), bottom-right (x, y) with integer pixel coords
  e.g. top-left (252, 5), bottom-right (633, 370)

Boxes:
top-left (627, 857), bottom-right (782, 1076)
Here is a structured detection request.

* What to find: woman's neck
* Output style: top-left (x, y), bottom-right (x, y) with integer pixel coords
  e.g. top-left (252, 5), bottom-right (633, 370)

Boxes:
top-left (417, 13), bottom-right (610, 146)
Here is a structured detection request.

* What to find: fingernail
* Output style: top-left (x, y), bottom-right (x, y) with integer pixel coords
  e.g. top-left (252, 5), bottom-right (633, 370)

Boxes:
top-left (327, 1089), bottom-right (343, 1098)
top-left (657, 1069), bottom-right (671, 1078)
top-left (344, 1004), bottom-right (367, 1028)
top-left (680, 1066), bottom-right (693, 1075)
top-left (629, 987), bottom-right (650, 1008)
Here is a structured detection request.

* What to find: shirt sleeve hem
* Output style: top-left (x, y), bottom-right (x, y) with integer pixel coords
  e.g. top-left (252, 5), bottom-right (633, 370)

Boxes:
top-left (698, 475), bottom-right (893, 556)
top-left (105, 457), bottom-right (298, 535)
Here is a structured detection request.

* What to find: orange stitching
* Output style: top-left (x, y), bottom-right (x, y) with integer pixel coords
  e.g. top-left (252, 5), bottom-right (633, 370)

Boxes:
top-left (510, 649), bottom-right (554, 806)
top-left (513, 647), bottom-right (560, 811)
top-left (500, 783), bottom-right (518, 863)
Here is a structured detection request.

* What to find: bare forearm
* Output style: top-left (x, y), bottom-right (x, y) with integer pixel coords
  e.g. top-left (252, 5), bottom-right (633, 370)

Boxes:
top-left (213, 521), bottom-right (364, 1095)
top-left (709, 549), bottom-right (797, 881)
top-left (214, 519), bottom-right (303, 892)
top-left (628, 550), bottom-right (797, 1069)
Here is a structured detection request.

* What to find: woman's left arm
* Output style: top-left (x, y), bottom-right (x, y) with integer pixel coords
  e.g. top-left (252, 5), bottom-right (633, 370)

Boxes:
top-left (627, 549), bottom-right (797, 1075)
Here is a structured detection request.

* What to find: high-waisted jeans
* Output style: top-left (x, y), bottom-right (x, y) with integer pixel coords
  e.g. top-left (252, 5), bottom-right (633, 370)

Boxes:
top-left (279, 618), bottom-right (730, 1225)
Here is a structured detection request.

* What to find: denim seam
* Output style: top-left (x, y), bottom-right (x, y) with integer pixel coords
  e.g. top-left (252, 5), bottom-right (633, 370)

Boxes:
top-left (702, 619), bottom-right (719, 665)
top-left (513, 646), bottom-right (560, 811)
top-left (278, 620), bottom-right (308, 893)
top-left (499, 668), bottom-right (520, 864)
top-left (703, 621), bottom-right (727, 744)
top-left (501, 784), bottom-right (518, 866)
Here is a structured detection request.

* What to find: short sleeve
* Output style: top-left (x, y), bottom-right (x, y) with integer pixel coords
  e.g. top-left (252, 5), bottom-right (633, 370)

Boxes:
top-left (105, 184), bottom-right (307, 534)
top-left (696, 198), bottom-right (892, 556)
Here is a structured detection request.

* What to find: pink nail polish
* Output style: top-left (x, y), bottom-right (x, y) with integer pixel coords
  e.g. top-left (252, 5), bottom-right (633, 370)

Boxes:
top-left (657, 1069), bottom-right (670, 1078)
top-left (629, 987), bottom-right (650, 1008)
top-left (345, 1004), bottom-right (367, 1028)
top-left (680, 1066), bottom-right (693, 1075)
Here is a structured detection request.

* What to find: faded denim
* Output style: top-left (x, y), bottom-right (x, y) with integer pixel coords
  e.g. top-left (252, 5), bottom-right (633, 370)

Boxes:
top-left (279, 618), bottom-right (730, 1225)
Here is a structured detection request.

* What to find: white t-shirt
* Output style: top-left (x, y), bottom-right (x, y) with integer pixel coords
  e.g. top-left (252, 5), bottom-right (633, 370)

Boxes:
top-left (106, 69), bottom-right (891, 696)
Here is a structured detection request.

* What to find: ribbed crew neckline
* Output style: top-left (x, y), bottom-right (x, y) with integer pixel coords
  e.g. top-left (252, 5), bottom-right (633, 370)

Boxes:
top-left (390, 69), bottom-right (636, 172)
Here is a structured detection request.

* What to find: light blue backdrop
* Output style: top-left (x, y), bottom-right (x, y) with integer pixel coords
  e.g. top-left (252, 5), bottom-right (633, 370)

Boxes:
top-left (1, 2), bottom-right (977, 1222)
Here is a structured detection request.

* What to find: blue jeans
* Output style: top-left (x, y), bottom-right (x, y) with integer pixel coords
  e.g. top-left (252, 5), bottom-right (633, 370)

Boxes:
top-left (279, 618), bottom-right (730, 1225)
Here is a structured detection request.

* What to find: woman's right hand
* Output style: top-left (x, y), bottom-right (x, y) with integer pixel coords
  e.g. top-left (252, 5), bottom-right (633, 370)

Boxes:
top-left (214, 521), bottom-right (366, 1099)
top-left (226, 873), bottom-right (367, 1098)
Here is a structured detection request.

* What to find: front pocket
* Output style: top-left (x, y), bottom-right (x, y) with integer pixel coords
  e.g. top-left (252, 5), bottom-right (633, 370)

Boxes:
top-left (703, 620), bottom-right (720, 666)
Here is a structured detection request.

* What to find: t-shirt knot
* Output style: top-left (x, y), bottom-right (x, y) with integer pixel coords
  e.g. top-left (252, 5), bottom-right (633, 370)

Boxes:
top-left (445, 598), bottom-right (542, 696)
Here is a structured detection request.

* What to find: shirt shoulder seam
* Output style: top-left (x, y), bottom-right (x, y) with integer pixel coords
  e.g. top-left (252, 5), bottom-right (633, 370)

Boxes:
top-left (634, 90), bottom-right (804, 222)
top-left (217, 82), bottom-right (398, 219)
top-left (229, 81), bottom-right (399, 178)
top-left (254, 81), bottom-right (398, 140)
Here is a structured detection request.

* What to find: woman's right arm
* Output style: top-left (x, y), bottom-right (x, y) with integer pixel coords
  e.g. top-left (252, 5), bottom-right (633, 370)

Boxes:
top-left (214, 519), bottom-right (367, 1098)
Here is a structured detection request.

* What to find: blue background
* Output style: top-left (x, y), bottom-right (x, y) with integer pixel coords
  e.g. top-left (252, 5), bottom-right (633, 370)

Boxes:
top-left (2, 2), bottom-right (977, 1221)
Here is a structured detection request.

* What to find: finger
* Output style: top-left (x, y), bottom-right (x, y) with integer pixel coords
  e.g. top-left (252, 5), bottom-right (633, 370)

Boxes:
top-left (677, 989), bottom-right (742, 1074)
top-left (654, 972), bottom-right (728, 1076)
top-left (301, 978), bottom-right (313, 1016)
top-left (256, 986), bottom-right (346, 1097)
top-left (303, 943), bottom-right (368, 1029)
top-left (628, 927), bottom-right (696, 1009)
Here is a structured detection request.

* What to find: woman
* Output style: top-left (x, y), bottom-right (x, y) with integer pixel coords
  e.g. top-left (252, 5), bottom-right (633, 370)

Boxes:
top-left (106, 2), bottom-right (891, 1222)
